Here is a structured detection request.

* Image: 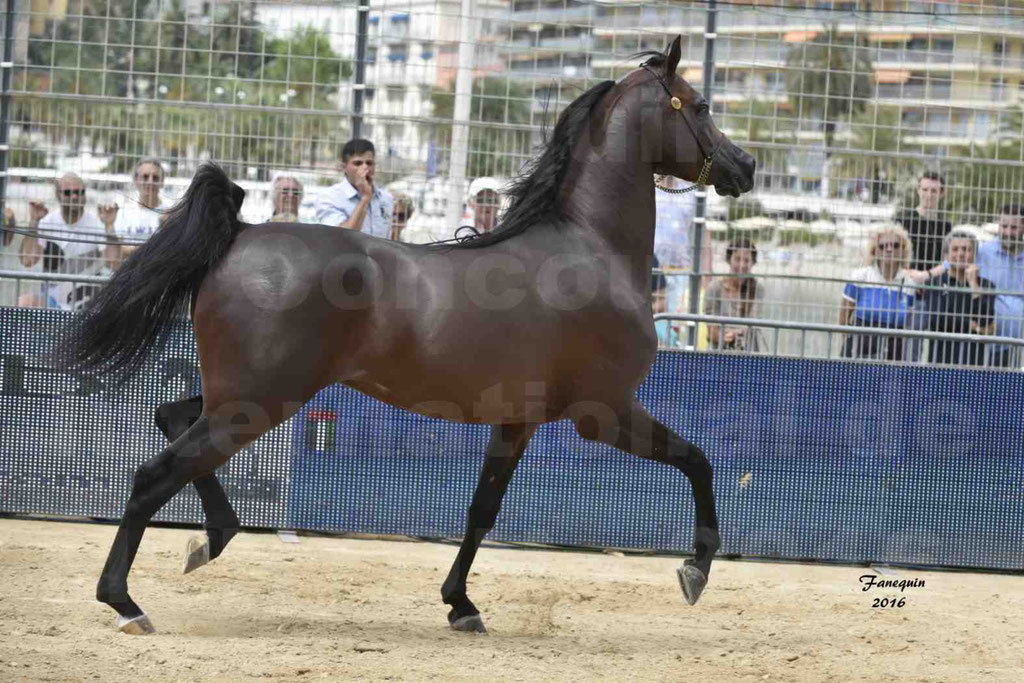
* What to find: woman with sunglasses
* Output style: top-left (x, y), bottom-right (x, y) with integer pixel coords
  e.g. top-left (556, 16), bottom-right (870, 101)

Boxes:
top-left (839, 226), bottom-right (941, 361)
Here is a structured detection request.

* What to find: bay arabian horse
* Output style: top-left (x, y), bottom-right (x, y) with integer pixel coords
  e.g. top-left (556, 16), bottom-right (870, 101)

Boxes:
top-left (61, 37), bottom-right (755, 635)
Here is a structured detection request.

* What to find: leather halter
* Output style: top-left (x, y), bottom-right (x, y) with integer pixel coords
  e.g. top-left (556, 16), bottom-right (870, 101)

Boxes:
top-left (641, 62), bottom-right (720, 194)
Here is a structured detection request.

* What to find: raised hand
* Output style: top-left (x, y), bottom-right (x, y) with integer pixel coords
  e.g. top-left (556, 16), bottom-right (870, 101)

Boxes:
top-left (29, 200), bottom-right (48, 226)
top-left (353, 164), bottom-right (373, 199)
top-left (98, 203), bottom-right (120, 227)
top-left (965, 264), bottom-right (979, 287)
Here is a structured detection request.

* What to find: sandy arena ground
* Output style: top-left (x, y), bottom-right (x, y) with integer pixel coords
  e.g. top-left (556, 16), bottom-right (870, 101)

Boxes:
top-left (0, 517), bottom-right (1021, 682)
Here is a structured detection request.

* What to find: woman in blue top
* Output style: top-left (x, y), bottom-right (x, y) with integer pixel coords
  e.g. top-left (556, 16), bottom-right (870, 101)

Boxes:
top-left (839, 226), bottom-right (935, 361)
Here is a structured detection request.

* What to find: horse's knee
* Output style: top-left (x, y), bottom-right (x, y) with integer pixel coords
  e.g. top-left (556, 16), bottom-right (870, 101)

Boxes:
top-left (154, 396), bottom-right (204, 442)
top-left (673, 443), bottom-right (713, 481)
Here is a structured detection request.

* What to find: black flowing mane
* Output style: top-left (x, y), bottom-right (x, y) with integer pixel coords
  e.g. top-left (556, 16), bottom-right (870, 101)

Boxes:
top-left (445, 79), bottom-right (616, 250)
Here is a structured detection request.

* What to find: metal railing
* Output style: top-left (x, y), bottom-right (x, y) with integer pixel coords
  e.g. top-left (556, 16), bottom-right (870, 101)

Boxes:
top-left (658, 312), bottom-right (1024, 370)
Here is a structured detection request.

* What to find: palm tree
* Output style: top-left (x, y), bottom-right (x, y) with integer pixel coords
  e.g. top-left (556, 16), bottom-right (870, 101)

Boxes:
top-left (832, 106), bottom-right (912, 204)
top-left (724, 99), bottom-right (796, 191)
top-left (785, 26), bottom-right (874, 196)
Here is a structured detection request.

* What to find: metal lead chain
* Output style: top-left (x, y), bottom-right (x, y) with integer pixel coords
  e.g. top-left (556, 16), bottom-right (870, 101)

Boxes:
top-left (654, 157), bottom-right (713, 194)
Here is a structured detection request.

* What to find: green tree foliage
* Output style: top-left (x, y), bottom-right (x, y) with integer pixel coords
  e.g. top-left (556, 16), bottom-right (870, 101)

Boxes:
top-left (945, 106), bottom-right (1024, 223)
top-left (15, 2), bottom-right (350, 176)
top-left (723, 100), bottom-right (795, 190)
top-left (430, 77), bottom-right (533, 178)
top-left (833, 107), bottom-right (915, 204)
top-left (785, 27), bottom-right (873, 153)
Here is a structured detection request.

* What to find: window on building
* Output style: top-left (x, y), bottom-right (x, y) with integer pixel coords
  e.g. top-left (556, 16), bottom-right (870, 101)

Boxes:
top-left (421, 42), bottom-right (434, 61)
top-left (388, 44), bottom-right (407, 62)
top-left (992, 75), bottom-right (1007, 100)
top-left (906, 38), bottom-right (930, 53)
top-left (974, 112), bottom-right (991, 137)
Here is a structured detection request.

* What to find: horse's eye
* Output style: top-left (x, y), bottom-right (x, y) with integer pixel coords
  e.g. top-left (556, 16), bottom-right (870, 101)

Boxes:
top-left (697, 104), bottom-right (710, 117)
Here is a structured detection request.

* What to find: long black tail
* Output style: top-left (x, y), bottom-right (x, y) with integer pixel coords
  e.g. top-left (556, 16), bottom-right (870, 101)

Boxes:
top-left (55, 163), bottom-right (246, 385)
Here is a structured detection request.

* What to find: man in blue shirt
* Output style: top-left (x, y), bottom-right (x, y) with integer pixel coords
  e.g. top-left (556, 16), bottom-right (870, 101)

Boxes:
top-left (314, 138), bottom-right (393, 238)
top-left (977, 203), bottom-right (1024, 368)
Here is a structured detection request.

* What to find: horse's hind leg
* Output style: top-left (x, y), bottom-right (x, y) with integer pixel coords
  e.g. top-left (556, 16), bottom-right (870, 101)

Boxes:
top-left (155, 396), bottom-right (239, 573)
top-left (441, 423), bottom-right (537, 634)
top-left (97, 413), bottom-right (245, 634)
top-left (576, 400), bottom-right (720, 606)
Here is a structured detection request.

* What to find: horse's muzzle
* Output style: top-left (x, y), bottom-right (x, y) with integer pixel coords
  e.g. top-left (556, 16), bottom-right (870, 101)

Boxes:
top-left (716, 149), bottom-right (756, 197)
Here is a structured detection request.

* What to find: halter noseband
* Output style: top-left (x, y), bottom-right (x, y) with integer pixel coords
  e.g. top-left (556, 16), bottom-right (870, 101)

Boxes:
top-left (641, 62), bottom-right (719, 194)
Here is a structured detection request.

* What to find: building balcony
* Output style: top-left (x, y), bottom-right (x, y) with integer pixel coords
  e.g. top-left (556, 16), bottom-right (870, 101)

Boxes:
top-left (876, 83), bottom-right (952, 99)
top-left (873, 52), bottom-right (1024, 73)
top-left (501, 34), bottom-right (595, 54)
top-left (592, 8), bottom-right (1024, 39)
top-left (506, 5), bottom-right (596, 26)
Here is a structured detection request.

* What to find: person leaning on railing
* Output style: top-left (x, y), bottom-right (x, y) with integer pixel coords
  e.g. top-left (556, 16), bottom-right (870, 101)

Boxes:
top-left (919, 229), bottom-right (996, 367)
top-left (0, 207), bottom-right (44, 307)
top-left (838, 226), bottom-right (941, 362)
top-left (977, 203), bottom-right (1024, 369)
top-left (651, 254), bottom-right (681, 348)
top-left (113, 158), bottom-right (172, 261)
top-left (703, 238), bottom-right (765, 351)
top-left (19, 173), bottom-right (122, 310)
top-left (389, 193), bottom-right (415, 242)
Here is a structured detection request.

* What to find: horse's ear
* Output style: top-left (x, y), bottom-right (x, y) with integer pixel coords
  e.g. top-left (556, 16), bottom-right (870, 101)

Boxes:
top-left (665, 35), bottom-right (682, 76)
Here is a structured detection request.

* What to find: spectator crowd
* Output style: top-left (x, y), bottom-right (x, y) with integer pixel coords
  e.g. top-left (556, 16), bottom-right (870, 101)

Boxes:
top-left (1, 151), bottom-right (1022, 370)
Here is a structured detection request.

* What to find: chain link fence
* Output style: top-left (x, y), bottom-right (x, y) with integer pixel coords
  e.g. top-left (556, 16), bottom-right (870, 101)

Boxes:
top-left (2, 0), bottom-right (1023, 364)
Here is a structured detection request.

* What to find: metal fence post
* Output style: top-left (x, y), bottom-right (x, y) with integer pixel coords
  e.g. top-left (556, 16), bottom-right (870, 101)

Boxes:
top-left (688, 0), bottom-right (717, 348)
top-left (443, 0), bottom-right (477, 233)
top-left (352, 4), bottom-right (370, 139)
top-left (0, 0), bottom-right (16, 222)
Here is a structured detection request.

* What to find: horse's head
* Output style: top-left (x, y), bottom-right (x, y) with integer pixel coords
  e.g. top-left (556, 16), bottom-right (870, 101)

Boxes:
top-left (631, 36), bottom-right (756, 198)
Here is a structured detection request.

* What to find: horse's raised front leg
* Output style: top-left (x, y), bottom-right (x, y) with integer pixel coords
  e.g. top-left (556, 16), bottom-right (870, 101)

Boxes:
top-left (575, 400), bottom-right (720, 606)
top-left (155, 396), bottom-right (240, 573)
top-left (442, 422), bottom-right (537, 634)
top-left (97, 413), bottom-right (243, 634)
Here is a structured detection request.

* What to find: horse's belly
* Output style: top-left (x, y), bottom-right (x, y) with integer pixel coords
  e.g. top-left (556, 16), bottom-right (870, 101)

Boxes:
top-left (342, 362), bottom-right (564, 426)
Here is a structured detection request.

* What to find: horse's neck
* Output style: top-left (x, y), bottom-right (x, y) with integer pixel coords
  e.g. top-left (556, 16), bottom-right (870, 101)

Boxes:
top-left (561, 142), bottom-right (656, 260)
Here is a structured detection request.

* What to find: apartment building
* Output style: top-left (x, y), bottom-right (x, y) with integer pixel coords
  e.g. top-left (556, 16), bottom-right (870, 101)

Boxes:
top-left (505, 1), bottom-right (1024, 190)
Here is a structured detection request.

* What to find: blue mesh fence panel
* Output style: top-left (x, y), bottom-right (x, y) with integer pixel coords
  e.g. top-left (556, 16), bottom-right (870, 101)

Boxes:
top-left (1, 307), bottom-right (1021, 570)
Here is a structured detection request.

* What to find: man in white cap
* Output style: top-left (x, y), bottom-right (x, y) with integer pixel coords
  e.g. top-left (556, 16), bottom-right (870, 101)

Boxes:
top-left (459, 176), bottom-right (503, 234)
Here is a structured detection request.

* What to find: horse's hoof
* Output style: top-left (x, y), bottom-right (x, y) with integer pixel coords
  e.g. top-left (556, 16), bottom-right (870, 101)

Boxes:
top-left (449, 614), bottom-right (488, 634)
top-left (182, 533), bottom-right (210, 574)
top-left (677, 560), bottom-right (708, 606)
top-left (116, 613), bottom-right (155, 635)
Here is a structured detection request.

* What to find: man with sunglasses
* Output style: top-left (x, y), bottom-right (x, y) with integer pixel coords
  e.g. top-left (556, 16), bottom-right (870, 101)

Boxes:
top-left (269, 176), bottom-right (304, 223)
top-left (21, 173), bottom-right (121, 310)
